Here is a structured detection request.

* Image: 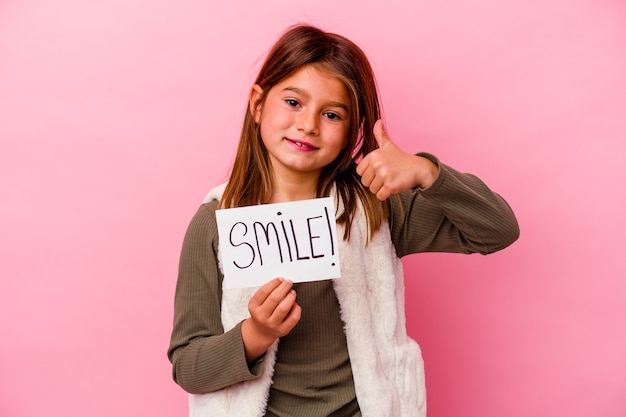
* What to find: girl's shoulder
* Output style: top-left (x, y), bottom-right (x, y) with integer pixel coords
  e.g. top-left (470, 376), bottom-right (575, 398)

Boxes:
top-left (184, 199), bottom-right (221, 242)
top-left (200, 199), bottom-right (220, 212)
top-left (194, 181), bottom-right (227, 222)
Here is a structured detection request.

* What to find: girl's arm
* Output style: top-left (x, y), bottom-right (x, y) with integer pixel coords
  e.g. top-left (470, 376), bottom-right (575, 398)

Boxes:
top-left (167, 202), bottom-right (264, 394)
top-left (357, 120), bottom-right (518, 256)
top-left (389, 154), bottom-right (520, 257)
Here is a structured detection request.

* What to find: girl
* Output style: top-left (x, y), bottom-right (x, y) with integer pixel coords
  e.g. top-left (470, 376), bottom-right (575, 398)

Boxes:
top-left (168, 24), bottom-right (519, 417)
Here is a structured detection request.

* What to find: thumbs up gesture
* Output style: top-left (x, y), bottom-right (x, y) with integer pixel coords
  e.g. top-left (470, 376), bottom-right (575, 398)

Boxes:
top-left (356, 120), bottom-right (439, 201)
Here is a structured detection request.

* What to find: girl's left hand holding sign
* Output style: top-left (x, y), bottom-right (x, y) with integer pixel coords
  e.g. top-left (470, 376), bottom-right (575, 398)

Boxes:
top-left (357, 120), bottom-right (439, 200)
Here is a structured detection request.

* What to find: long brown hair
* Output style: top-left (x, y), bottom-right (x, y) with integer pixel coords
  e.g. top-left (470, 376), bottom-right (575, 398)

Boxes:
top-left (220, 24), bottom-right (386, 240)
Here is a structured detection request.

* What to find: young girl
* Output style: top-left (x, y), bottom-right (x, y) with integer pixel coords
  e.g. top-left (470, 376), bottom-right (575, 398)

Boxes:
top-left (168, 24), bottom-right (519, 417)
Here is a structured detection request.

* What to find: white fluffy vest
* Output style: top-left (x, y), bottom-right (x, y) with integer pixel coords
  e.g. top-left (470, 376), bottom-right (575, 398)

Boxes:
top-left (189, 183), bottom-right (426, 417)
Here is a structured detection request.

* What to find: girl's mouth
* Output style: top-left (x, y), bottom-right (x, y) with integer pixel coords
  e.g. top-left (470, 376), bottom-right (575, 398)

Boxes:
top-left (286, 138), bottom-right (318, 151)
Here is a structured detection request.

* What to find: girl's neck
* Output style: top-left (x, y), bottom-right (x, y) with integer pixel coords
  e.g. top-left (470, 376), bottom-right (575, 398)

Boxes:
top-left (269, 172), bottom-right (319, 203)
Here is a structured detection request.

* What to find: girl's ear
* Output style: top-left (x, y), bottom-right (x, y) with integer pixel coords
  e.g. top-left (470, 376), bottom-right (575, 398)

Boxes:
top-left (249, 84), bottom-right (264, 123)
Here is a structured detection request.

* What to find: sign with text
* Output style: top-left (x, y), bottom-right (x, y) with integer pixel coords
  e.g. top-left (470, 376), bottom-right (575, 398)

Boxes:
top-left (215, 197), bottom-right (341, 289)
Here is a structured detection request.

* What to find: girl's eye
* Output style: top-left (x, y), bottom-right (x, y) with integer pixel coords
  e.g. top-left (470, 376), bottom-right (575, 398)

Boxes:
top-left (324, 112), bottom-right (341, 120)
top-left (285, 99), bottom-right (299, 107)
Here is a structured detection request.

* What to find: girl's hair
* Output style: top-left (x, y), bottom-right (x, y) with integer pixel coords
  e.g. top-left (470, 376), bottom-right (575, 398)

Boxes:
top-left (220, 24), bottom-right (386, 240)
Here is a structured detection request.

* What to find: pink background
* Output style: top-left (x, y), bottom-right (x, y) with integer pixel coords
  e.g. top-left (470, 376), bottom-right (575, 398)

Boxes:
top-left (1, 1), bottom-right (625, 416)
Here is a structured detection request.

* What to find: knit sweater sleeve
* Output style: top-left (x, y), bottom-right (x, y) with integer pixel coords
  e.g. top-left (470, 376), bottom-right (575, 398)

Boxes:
top-left (389, 153), bottom-right (520, 258)
top-left (167, 201), bottom-right (264, 394)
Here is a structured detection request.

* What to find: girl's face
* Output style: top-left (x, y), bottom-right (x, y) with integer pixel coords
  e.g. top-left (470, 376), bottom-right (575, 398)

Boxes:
top-left (250, 64), bottom-right (351, 182)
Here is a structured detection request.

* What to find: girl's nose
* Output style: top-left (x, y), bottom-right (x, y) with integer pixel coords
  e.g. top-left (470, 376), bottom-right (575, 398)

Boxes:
top-left (296, 110), bottom-right (319, 135)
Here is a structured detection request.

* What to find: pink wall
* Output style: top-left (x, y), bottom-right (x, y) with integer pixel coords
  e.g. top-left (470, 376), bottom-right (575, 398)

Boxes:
top-left (1, 1), bottom-right (624, 416)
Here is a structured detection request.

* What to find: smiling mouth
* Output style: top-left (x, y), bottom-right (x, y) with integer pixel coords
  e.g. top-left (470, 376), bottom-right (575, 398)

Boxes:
top-left (287, 138), bottom-right (318, 150)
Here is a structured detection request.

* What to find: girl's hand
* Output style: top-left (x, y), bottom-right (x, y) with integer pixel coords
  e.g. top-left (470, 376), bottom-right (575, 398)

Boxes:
top-left (356, 120), bottom-right (439, 201)
top-left (241, 277), bottom-right (301, 363)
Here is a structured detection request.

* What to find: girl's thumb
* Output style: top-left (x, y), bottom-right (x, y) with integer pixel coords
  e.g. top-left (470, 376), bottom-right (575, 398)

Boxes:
top-left (373, 119), bottom-right (391, 148)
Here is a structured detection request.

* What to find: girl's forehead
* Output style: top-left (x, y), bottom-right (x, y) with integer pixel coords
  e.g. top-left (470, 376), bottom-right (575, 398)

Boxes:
top-left (272, 65), bottom-right (350, 102)
top-left (278, 65), bottom-right (341, 86)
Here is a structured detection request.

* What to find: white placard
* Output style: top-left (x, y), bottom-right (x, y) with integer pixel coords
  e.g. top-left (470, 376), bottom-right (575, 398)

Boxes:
top-left (215, 197), bottom-right (341, 289)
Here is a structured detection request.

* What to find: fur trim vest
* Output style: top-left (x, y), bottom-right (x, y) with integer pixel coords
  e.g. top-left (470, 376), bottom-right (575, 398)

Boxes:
top-left (189, 183), bottom-right (426, 417)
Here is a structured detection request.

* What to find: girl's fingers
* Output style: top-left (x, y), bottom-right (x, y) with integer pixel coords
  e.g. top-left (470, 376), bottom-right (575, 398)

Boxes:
top-left (249, 277), bottom-right (284, 308)
top-left (265, 279), bottom-right (294, 306)
top-left (270, 289), bottom-right (297, 322)
top-left (249, 278), bottom-right (298, 331)
top-left (282, 302), bottom-right (302, 330)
